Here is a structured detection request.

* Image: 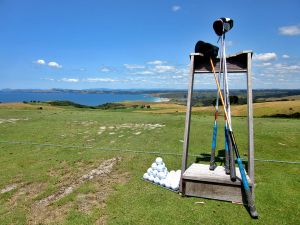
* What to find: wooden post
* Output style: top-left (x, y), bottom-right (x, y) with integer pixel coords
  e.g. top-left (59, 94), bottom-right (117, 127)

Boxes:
top-left (246, 52), bottom-right (255, 195)
top-left (180, 55), bottom-right (195, 194)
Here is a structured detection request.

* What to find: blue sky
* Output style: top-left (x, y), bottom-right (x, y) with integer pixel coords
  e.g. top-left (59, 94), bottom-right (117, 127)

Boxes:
top-left (0, 0), bottom-right (300, 89)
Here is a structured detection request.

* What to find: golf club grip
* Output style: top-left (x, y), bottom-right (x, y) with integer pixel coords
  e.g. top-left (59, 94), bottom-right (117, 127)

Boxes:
top-left (211, 122), bottom-right (218, 150)
top-left (226, 129), bottom-right (236, 181)
top-left (237, 158), bottom-right (259, 218)
top-left (224, 126), bottom-right (230, 174)
top-left (209, 122), bottom-right (218, 169)
top-left (228, 129), bottom-right (240, 158)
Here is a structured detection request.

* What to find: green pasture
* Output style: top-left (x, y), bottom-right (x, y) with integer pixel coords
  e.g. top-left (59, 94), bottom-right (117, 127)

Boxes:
top-left (0, 107), bottom-right (299, 224)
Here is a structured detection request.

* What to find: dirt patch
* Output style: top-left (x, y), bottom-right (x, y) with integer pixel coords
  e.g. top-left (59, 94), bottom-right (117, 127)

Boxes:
top-left (8, 182), bottom-right (46, 208)
top-left (37, 157), bottom-right (121, 207)
top-left (77, 171), bottom-right (129, 214)
top-left (73, 120), bottom-right (98, 126)
top-left (0, 118), bottom-right (29, 124)
top-left (95, 215), bottom-right (108, 225)
top-left (28, 157), bottom-right (127, 225)
top-left (97, 123), bottom-right (166, 137)
top-left (0, 183), bottom-right (18, 194)
top-left (28, 202), bottom-right (73, 225)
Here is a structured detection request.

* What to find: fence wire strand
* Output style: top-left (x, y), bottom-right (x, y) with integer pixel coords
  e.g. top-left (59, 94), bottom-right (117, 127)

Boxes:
top-left (0, 140), bottom-right (299, 164)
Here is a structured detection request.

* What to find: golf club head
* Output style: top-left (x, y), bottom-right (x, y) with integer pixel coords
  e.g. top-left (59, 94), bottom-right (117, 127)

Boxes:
top-left (213, 17), bottom-right (234, 36)
top-left (209, 163), bottom-right (217, 171)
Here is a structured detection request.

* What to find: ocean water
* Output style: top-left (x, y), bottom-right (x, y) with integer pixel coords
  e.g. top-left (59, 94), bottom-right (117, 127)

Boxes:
top-left (0, 91), bottom-right (161, 106)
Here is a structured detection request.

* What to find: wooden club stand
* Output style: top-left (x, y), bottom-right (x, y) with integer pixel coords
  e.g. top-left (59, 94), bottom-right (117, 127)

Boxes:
top-left (180, 51), bottom-right (255, 203)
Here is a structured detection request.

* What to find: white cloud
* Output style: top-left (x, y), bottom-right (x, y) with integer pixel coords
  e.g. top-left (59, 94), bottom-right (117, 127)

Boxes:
top-left (147, 60), bottom-right (166, 65)
top-left (253, 53), bottom-right (277, 61)
top-left (262, 62), bottom-right (272, 66)
top-left (61, 78), bottom-right (79, 83)
top-left (44, 77), bottom-right (55, 81)
top-left (153, 65), bottom-right (176, 73)
top-left (100, 67), bottom-right (110, 72)
top-left (278, 25), bottom-right (300, 36)
top-left (172, 75), bottom-right (184, 79)
top-left (123, 64), bottom-right (145, 69)
top-left (85, 78), bottom-right (117, 82)
top-left (172, 5), bottom-right (181, 12)
top-left (274, 63), bottom-right (300, 73)
top-left (254, 62), bottom-right (272, 67)
top-left (131, 70), bottom-right (154, 75)
top-left (48, 61), bottom-right (62, 68)
top-left (35, 59), bottom-right (46, 65)
top-left (260, 63), bottom-right (300, 76)
top-left (282, 54), bottom-right (290, 59)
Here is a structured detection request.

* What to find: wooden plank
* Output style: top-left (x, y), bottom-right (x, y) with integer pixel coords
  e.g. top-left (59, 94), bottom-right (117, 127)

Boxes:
top-left (190, 50), bottom-right (252, 58)
top-left (184, 180), bottom-right (248, 203)
top-left (247, 52), bottom-right (255, 196)
top-left (180, 55), bottom-right (195, 194)
top-left (192, 51), bottom-right (251, 73)
top-left (182, 163), bottom-right (252, 186)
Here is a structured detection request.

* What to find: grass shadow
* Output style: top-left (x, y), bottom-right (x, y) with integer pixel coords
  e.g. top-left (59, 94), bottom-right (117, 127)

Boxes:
top-left (194, 149), bottom-right (248, 169)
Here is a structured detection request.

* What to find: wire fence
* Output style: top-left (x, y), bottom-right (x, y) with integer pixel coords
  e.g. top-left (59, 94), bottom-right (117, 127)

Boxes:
top-left (0, 140), bottom-right (299, 165)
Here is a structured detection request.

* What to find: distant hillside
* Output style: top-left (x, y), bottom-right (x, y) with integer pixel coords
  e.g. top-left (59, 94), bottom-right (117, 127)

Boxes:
top-left (153, 89), bottom-right (300, 106)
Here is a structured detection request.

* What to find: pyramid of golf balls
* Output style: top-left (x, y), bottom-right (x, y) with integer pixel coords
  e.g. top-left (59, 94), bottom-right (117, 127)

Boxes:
top-left (143, 157), bottom-right (181, 191)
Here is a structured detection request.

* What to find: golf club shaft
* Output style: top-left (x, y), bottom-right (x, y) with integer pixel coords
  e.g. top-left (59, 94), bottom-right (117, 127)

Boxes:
top-left (210, 58), bottom-right (258, 218)
top-left (209, 113), bottom-right (218, 170)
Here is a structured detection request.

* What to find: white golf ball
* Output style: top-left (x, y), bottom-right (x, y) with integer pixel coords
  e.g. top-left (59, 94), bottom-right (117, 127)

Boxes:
top-left (155, 157), bottom-right (163, 165)
top-left (143, 173), bottom-right (149, 180)
top-left (152, 170), bottom-right (158, 177)
top-left (165, 181), bottom-right (171, 188)
top-left (165, 173), bottom-right (170, 180)
top-left (154, 177), bottom-right (160, 184)
top-left (157, 171), bottom-right (166, 179)
top-left (170, 170), bottom-right (176, 176)
top-left (161, 179), bottom-right (166, 187)
top-left (151, 163), bottom-right (157, 170)
top-left (157, 164), bottom-right (165, 172)
top-left (147, 168), bottom-right (153, 175)
top-left (158, 179), bottom-right (163, 185)
top-left (171, 182), bottom-right (179, 191)
top-left (149, 175), bottom-right (154, 182)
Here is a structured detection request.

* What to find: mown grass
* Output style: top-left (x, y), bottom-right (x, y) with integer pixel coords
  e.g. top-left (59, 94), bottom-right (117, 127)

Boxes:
top-left (0, 105), bottom-right (299, 224)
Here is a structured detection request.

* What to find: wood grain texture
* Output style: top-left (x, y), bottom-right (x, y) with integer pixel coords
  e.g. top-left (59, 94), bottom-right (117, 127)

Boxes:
top-left (182, 163), bottom-right (252, 185)
top-left (182, 163), bottom-right (253, 203)
top-left (246, 52), bottom-right (255, 197)
top-left (184, 180), bottom-right (248, 203)
top-left (180, 55), bottom-right (195, 194)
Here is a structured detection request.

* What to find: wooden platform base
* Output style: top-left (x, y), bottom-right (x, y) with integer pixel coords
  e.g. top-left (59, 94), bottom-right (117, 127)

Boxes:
top-left (181, 163), bottom-right (252, 203)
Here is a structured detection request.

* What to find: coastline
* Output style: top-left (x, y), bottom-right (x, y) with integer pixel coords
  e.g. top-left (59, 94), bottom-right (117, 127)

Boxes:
top-left (153, 97), bottom-right (170, 103)
top-left (0, 91), bottom-right (170, 106)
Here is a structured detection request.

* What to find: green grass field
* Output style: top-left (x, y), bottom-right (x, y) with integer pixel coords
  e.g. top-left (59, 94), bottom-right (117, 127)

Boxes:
top-left (0, 105), bottom-right (299, 224)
